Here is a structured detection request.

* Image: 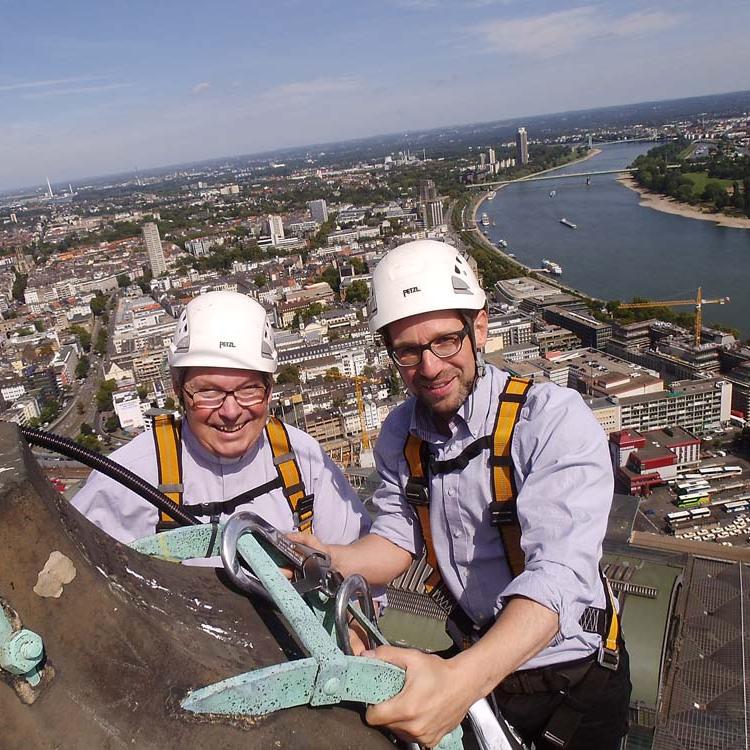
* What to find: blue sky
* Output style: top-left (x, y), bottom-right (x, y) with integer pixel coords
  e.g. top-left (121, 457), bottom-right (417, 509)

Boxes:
top-left (1, 0), bottom-right (749, 192)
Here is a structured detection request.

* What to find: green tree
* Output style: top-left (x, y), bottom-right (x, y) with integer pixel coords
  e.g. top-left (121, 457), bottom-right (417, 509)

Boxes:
top-left (39, 400), bottom-right (60, 424)
top-left (33, 319), bottom-right (46, 332)
top-left (75, 432), bottom-right (101, 453)
top-left (90, 293), bottom-right (107, 317)
top-left (319, 267), bottom-right (341, 294)
top-left (11, 271), bottom-right (27, 302)
top-left (164, 396), bottom-right (176, 411)
top-left (276, 364), bottom-right (301, 385)
top-left (79, 422), bottom-right (94, 435)
top-left (70, 325), bottom-right (92, 352)
top-left (324, 367), bottom-right (342, 382)
top-left (96, 380), bottom-right (117, 412)
top-left (75, 356), bottom-right (90, 379)
top-left (137, 267), bottom-right (153, 293)
top-left (116, 273), bottom-right (131, 288)
top-left (345, 280), bottom-right (370, 304)
top-left (301, 302), bottom-right (324, 325)
top-left (94, 328), bottom-right (108, 356)
top-left (137, 386), bottom-right (148, 400)
top-left (104, 414), bottom-right (120, 432)
top-left (254, 273), bottom-right (267, 288)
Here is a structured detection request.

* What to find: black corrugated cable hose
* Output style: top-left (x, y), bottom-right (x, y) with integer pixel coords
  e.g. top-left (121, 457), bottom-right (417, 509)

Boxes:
top-left (20, 426), bottom-right (200, 528)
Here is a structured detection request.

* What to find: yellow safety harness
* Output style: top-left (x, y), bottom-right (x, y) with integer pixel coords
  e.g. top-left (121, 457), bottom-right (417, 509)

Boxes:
top-left (152, 414), bottom-right (314, 533)
top-left (402, 376), bottom-right (620, 667)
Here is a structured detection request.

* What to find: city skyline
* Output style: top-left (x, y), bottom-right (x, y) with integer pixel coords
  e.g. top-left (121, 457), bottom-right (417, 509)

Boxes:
top-left (2, 0), bottom-right (750, 192)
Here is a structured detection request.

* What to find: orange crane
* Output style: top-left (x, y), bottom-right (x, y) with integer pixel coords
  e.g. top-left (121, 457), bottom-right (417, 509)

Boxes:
top-left (618, 287), bottom-right (730, 347)
top-left (327, 370), bottom-right (380, 453)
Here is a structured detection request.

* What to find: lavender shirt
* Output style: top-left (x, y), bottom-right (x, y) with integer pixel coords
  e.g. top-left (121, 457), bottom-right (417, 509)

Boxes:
top-left (72, 419), bottom-right (370, 558)
top-left (370, 364), bottom-right (614, 669)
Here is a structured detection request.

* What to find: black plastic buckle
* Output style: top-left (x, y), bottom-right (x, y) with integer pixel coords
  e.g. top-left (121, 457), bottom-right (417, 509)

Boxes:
top-left (597, 644), bottom-right (620, 671)
top-left (294, 494), bottom-right (315, 524)
top-left (404, 480), bottom-right (429, 505)
top-left (489, 501), bottom-right (517, 526)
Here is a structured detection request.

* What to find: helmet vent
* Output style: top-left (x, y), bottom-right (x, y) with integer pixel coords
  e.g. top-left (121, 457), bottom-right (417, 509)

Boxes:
top-left (452, 276), bottom-right (471, 295)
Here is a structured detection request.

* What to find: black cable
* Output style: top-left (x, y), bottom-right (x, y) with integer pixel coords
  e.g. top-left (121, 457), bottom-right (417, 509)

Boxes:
top-left (20, 426), bottom-right (200, 528)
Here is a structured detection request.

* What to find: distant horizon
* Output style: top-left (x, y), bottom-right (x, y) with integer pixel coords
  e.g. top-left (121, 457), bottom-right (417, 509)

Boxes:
top-left (3, 86), bottom-right (749, 199)
top-left (4, 0), bottom-right (749, 194)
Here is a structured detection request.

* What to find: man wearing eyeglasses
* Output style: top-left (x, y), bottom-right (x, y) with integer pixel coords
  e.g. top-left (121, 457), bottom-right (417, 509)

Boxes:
top-left (293, 241), bottom-right (630, 749)
top-left (72, 291), bottom-right (369, 559)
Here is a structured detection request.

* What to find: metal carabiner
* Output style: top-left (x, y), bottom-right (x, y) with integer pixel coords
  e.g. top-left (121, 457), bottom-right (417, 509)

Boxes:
top-left (221, 511), bottom-right (341, 601)
top-left (220, 511), bottom-right (275, 602)
top-left (334, 574), bottom-right (379, 655)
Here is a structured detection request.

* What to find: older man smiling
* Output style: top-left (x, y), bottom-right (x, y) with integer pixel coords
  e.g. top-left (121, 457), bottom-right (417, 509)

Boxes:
top-left (73, 291), bottom-right (369, 556)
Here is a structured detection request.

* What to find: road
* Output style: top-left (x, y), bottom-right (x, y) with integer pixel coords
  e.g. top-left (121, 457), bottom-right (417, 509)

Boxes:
top-left (48, 295), bottom-right (118, 439)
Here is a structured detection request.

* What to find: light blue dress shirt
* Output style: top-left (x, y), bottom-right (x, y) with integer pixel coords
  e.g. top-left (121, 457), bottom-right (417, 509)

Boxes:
top-left (370, 364), bottom-right (614, 669)
top-left (72, 419), bottom-right (370, 558)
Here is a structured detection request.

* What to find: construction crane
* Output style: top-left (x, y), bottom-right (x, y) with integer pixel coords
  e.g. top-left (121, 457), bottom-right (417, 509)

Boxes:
top-left (327, 371), bottom-right (380, 455)
top-left (618, 287), bottom-right (730, 347)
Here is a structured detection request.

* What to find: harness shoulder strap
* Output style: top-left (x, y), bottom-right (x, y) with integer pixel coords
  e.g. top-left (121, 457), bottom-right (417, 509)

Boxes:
top-left (152, 413), bottom-right (183, 530)
top-left (489, 376), bottom-right (533, 578)
top-left (404, 434), bottom-right (441, 592)
top-left (265, 416), bottom-right (313, 533)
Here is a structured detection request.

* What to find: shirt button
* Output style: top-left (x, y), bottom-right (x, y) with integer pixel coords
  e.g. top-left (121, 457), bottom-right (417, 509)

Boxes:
top-left (447, 488), bottom-right (454, 496)
top-left (453, 530), bottom-right (461, 538)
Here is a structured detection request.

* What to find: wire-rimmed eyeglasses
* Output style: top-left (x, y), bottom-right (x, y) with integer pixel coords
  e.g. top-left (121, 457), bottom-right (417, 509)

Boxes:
top-left (388, 322), bottom-right (470, 367)
top-left (182, 383), bottom-right (269, 410)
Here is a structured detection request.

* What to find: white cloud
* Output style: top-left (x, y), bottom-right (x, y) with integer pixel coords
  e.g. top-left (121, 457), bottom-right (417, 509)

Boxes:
top-left (0, 75), bottom-right (110, 93)
top-left (470, 6), bottom-right (683, 59)
top-left (192, 82), bottom-right (211, 94)
top-left (21, 83), bottom-right (132, 99)
top-left (260, 77), bottom-right (362, 102)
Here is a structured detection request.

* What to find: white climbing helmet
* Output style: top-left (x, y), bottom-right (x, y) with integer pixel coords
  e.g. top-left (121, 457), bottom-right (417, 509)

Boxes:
top-left (367, 240), bottom-right (486, 333)
top-left (168, 291), bottom-right (277, 373)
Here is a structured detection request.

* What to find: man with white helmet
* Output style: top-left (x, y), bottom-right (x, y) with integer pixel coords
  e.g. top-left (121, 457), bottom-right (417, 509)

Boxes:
top-left (296, 241), bottom-right (630, 749)
top-left (73, 291), bottom-right (369, 557)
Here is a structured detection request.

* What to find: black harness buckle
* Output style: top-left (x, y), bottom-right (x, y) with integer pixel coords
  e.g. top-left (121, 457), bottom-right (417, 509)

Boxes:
top-left (404, 480), bottom-right (429, 505)
top-left (597, 644), bottom-right (620, 671)
top-left (489, 500), bottom-right (517, 526)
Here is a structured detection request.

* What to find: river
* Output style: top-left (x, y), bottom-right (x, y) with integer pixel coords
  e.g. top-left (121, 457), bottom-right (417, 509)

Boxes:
top-left (481, 142), bottom-right (750, 338)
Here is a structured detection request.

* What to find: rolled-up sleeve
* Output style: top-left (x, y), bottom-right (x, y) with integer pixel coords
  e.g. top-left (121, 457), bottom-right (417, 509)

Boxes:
top-left (499, 384), bottom-right (613, 639)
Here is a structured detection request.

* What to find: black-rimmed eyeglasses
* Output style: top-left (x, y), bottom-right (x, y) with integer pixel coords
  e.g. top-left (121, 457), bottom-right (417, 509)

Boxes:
top-left (388, 322), bottom-right (470, 367)
top-left (182, 383), bottom-right (269, 410)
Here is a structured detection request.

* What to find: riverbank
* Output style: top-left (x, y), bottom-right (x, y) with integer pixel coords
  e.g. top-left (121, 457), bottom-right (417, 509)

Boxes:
top-left (462, 148), bottom-right (607, 303)
top-left (471, 148), bottom-right (603, 226)
top-left (618, 175), bottom-right (750, 230)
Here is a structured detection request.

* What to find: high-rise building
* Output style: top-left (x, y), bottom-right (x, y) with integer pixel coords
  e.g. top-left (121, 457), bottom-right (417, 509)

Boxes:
top-left (418, 180), bottom-right (437, 203)
top-left (421, 199), bottom-right (444, 228)
top-left (479, 153), bottom-right (487, 168)
top-left (488, 148), bottom-right (496, 165)
top-left (266, 215), bottom-right (285, 245)
top-left (516, 127), bottom-right (529, 166)
top-left (418, 180), bottom-right (443, 228)
top-left (308, 199), bottom-right (328, 223)
top-left (142, 222), bottom-right (166, 277)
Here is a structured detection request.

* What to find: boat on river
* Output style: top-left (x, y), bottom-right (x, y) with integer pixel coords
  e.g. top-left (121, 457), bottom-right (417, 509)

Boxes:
top-left (480, 213), bottom-right (490, 226)
top-left (542, 259), bottom-right (563, 275)
top-left (560, 218), bottom-right (577, 229)
top-left (497, 239), bottom-right (508, 249)
top-left (487, 191), bottom-right (496, 200)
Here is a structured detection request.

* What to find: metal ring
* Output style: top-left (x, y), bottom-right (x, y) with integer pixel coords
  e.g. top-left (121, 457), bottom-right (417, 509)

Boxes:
top-left (220, 511), bottom-right (273, 603)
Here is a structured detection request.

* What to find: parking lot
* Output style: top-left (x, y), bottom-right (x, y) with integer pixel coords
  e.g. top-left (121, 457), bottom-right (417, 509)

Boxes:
top-left (634, 453), bottom-right (750, 547)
